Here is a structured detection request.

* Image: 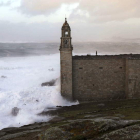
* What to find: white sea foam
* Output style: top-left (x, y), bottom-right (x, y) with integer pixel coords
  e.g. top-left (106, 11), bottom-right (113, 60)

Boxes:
top-left (0, 54), bottom-right (78, 130)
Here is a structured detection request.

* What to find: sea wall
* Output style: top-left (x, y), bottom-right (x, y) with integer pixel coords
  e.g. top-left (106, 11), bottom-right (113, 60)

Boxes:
top-left (72, 55), bottom-right (140, 101)
top-left (126, 59), bottom-right (140, 99)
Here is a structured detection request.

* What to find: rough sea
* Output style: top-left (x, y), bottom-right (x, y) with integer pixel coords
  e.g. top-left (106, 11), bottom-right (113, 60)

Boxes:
top-left (0, 42), bottom-right (140, 130)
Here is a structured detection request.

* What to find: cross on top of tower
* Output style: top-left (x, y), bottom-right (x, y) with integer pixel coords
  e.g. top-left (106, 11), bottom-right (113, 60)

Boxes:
top-left (63, 18), bottom-right (69, 27)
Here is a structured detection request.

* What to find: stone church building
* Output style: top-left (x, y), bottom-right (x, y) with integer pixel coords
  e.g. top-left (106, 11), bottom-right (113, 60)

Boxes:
top-left (60, 18), bottom-right (140, 101)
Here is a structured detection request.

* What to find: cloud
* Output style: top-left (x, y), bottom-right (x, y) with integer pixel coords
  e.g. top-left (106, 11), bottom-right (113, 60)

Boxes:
top-left (1, 17), bottom-right (140, 42)
top-left (1, 0), bottom-right (140, 42)
top-left (77, 0), bottom-right (140, 23)
top-left (0, 0), bottom-right (11, 6)
top-left (19, 0), bottom-right (140, 23)
top-left (0, 20), bottom-right (62, 42)
top-left (20, 0), bottom-right (79, 15)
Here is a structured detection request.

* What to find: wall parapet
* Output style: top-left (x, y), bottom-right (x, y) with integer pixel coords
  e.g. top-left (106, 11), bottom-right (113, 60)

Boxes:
top-left (73, 54), bottom-right (140, 60)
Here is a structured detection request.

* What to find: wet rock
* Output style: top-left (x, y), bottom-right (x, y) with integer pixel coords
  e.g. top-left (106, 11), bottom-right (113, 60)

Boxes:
top-left (115, 114), bottom-right (125, 119)
top-left (56, 106), bottom-right (62, 108)
top-left (0, 132), bottom-right (6, 137)
top-left (41, 79), bottom-right (56, 86)
top-left (97, 103), bottom-right (105, 107)
top-left (71, 135), bottom-right (87, 140)
top-left (0, 129), bottom-right (41, 140)
top-left (84, 114), bottom-right (102, 118)
top-left (48, 68), bottom-right (54, 71)
top-left (38, 127), bottom-right (73, 140)
top-left (1, 99), bottom-right (140, 140)
top-left (11, 107), bottom-right (20, 116)
top-left (46, 107), bottom-right (56, 110)
top-left (48, 117), bottom-right (65, 123)
top-left (97, 124), bottom-right (140, 140)
top-left (1, 76), bottom-right (7, 78)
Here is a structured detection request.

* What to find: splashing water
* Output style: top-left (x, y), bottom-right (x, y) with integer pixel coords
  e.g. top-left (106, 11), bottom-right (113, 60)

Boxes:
top-left (0, 53), bottom-right (78, 130)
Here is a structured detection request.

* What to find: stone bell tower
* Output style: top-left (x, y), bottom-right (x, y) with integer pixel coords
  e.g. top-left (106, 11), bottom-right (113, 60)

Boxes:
top-left (59, 18), bottom-right (73, 101)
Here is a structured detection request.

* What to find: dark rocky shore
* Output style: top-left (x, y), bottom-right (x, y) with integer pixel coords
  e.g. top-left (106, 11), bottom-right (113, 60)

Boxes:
top-left (0, 99), bottom-right (140, 140)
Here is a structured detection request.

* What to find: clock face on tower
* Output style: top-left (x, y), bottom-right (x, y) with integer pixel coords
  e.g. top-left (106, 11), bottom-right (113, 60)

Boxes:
top-left (63, 39), bottom-right (69, 46)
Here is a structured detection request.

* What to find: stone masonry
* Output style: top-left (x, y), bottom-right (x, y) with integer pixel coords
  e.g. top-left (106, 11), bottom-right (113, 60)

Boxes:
top-left (72, 55), bottom-right (140, 101)
top-left (60, 19), bottom-right (140, 101)
top-left (60, 18), bottom-right (73, 101)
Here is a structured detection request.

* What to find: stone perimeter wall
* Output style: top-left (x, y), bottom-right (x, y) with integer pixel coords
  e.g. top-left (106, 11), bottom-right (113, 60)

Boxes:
top-left (72, 55), bottom-right (140, 101)
top-left (126, 60), bottom-right (140, 99)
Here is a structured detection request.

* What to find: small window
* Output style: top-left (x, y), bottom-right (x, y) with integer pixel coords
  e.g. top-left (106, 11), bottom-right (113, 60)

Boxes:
top-left (99, 67), bottom-right (103, 69)
top-left (79, 67), bottom-right (83, 69)
top-left (120, 67), bottom-right (122, 69)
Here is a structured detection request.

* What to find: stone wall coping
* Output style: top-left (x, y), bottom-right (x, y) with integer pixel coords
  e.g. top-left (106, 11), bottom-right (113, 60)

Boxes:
top-left (73, 54), bottom-right (140, 60)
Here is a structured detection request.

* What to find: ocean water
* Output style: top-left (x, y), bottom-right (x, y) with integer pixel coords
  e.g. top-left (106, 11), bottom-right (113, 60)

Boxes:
top-left (0, 42), bottom-right (140, 57)
top-left (0, 42), bottom-right (140, 130)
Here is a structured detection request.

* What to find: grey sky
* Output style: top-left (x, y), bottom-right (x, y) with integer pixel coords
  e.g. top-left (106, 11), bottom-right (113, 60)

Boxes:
top-left (0, 0), bottom-right (140, 42)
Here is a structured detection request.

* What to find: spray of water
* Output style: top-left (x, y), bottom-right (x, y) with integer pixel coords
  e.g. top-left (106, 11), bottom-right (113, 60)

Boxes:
top-left (0, 53), bottom-right (78, 130)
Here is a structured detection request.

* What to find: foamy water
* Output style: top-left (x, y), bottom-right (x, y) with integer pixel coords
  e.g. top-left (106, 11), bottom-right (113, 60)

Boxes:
top-left (0, 53), bottom-right (78, 130)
